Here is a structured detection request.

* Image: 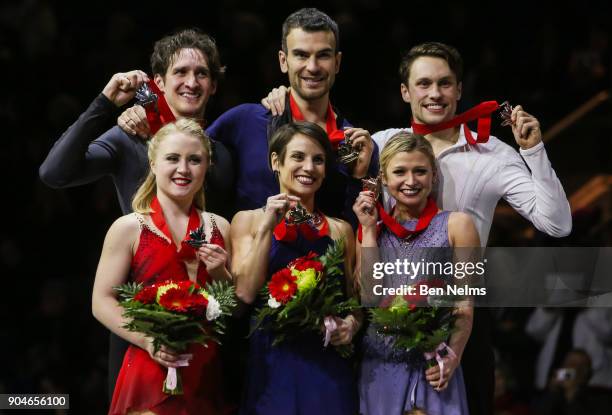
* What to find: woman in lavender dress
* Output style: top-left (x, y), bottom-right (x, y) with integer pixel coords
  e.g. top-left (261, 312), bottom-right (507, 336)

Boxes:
top-left (354, 132), bottom-right (480, 415)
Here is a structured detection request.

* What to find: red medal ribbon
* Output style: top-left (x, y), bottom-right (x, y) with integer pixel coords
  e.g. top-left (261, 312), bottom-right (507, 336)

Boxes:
top-left (411, 101), bottom-right (500, 145)
top-left (143, 80), bottom-right (177, 135)
top-left (150, 196), bottom-right (201, 260)
top-left (273, 213), bottom-right (330, 242)
top-left (357, 198), bottom-right (438, 242)
top-left (289, 92), bottom-right (345, 149)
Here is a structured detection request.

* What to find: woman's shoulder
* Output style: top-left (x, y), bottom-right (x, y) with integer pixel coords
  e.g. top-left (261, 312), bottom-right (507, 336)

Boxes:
top-left (104, 213), bottom-right (141, 244)
top-left (326, 216), bottom-right (353, 240)
top-left (232, 208), bottom-right (263, 223)
top-left (447, 211), bottom-right (480, 247)
top-left (203, 211), bottom-right (230, 231)
top-left (112, 213), bottom-right (142, 232)
top-left (447, 211), bottom-right (473, 227)
top-left (230, 208), bottom-right (264, 234)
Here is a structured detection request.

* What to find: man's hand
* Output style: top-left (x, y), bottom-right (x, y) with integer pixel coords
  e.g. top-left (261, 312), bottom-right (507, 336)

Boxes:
top-left (511, 105), bottom-right (542, 150)
top-left (344, 127), bottom-right (374, 178)
top-left (102, 70), bottom-right (148, 108)
top-left (118, 105), bottom-right (151, 139)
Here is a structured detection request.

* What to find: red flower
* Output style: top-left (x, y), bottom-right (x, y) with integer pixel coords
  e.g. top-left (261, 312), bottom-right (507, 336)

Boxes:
top-left (134, 286), bottom-right (157, 304)
top-left (186, 293), bottom-right (209, 316)
top-left (268, 268), bottom-right (297, 304)
top-left (158, 288), bottom-right (191, 313)
top-left (175, 280), bottom-right (200, 293)
top-left (290, 252), bottom-right (323, 273)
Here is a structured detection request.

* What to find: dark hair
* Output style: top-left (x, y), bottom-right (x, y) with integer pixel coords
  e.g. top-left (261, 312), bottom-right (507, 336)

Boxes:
top-left (398, 42), bottom-right (463, 84)
top-left (281, 8), bottom-right (340, 53)
top-left (268, 121), bottom-right (334, 175)
top-left (150, 28), bottom-right (225, 82)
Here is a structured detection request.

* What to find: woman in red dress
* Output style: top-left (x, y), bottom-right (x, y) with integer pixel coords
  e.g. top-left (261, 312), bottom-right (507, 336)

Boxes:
top-left (92, 118), bottom-right (232, 415)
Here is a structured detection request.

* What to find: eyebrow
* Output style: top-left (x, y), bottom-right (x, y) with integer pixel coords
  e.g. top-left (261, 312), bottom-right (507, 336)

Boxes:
top-left (289, 150), bottom-right (325, 157)
top-left (172, 65), bottom-right (210, 74)
top-left (291, 47), bottom-right (334, 55)
top-left (415, 75), bottom-right (454, 82)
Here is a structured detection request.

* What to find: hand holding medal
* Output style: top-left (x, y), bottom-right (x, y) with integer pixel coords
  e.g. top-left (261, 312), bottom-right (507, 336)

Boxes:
top-left (353, 174), bottom-right (382, 230)
top-left (498, 100), bottom-right (543, 148)
top-left (263, 193), bottom-right (300, 231)
top-left (102, 70), bottom-right (149, 107)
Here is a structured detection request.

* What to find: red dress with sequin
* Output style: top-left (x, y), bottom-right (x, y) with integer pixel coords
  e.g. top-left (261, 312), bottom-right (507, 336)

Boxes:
top-left (108, 213), bottom-right (227, 415)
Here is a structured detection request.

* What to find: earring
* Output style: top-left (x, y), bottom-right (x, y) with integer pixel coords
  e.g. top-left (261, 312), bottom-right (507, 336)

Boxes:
top-left (273, 170), bottom-right (279, 181)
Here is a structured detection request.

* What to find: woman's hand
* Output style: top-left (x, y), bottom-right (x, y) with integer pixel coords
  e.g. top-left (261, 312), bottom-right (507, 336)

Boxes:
top-left (260, 193), bottom-right (300, 232)
top-left (424, 350), bottom-right (460, 391)
top-left (260, 85), bottom-right (290, 116)
top-left (329, 315), bottom-right (360, 346)
top-left (145, 341), bottom-right (191, 369)
top-left (353, 190), bottom-right (378, 228)
top-left (197, 244), bottom-right (229, 279)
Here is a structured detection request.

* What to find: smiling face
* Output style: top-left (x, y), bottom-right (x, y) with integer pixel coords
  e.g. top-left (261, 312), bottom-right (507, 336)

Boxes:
top-left (279, 28), bottom-right (341, 102)
top-left (401, 56), bottom-right (462, 125)
top-left (383, 150), bottom-right (435, 210)
top-left (151, 132), bottom-right (208, 203)
top-left (271, 133), bottom-right (326, 198)
top-left (154, 48), bottom-right (217, 119)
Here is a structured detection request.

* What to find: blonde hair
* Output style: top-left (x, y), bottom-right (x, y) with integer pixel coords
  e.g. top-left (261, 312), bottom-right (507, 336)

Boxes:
top-left (379, 132), bottom-right (436, 179)
top-left (131, 118), bottom-right (212, 214)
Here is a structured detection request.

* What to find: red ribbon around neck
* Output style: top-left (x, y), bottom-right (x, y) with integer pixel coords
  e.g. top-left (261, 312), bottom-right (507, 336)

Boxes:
top-left (150, 196), bottom-right (201, 260)
top-left (289, 92), bottom-right (345, 149)
top-left (411, 101), bottom-right (500, 145)
top-left (358, 198), bottom-right (438, 242)
top-left (273, 214), bottom-right (330, 242)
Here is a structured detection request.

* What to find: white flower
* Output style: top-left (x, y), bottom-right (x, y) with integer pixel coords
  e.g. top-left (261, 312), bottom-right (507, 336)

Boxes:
top-left (206, 296), bottom-right (221, 321)
top-left (267, 296), bottom-right (281, 309)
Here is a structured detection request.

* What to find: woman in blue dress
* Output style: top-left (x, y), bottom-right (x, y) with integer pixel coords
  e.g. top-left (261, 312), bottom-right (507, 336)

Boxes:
top-left (354, 131), bottom-right (480, 415)
top-left (231, 121), bottom-right (362, 414)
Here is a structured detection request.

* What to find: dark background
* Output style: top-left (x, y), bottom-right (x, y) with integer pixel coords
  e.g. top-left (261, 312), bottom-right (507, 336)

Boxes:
top-left (1, 0), bottom-right (610, 413)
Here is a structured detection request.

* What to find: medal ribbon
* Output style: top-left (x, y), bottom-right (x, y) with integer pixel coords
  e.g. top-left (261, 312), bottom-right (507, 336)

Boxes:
top-left (150, 196), bottom-right (201, 260)
top-left (142, 80), bottom-right (177, 135)
top-left (357, 198), bottom-right (438, 242)
top-left (411, 101), bottom-right (500, 144)
top-left (273, 213), bottom-right (330, 242)
top-left (289, 92), bottom-right (345, 149)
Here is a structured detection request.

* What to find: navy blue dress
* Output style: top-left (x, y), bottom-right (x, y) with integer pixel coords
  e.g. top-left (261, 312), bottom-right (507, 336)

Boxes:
top-left (241, 233), bottom-right (357, 415)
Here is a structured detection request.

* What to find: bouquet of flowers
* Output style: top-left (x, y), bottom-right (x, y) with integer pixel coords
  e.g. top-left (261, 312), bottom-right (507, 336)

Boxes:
top-left (115, 279), bottom-right (236, 394)
top-left (251, 239), bottom-right (359, 357)
top-left (369, 279), bottom-right (457, 368)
